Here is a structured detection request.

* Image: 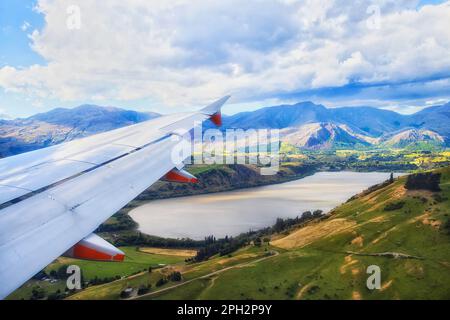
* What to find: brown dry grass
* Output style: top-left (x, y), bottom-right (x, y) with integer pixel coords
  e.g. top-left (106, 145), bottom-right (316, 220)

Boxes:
top-left (381, 280), bottom-right (393, 292)
top-left (139, 247), bottom-right (197, 257)
top-left (340, 255), bottom-right (359, 274)
top-left (351, 236), bottom-right (364, 247)
top-left (272, 218), bottom-right (356, 249)
top-left (352, 291), bottom-right (362, 300)
top-left (365, 184), bottom-right (406, 211)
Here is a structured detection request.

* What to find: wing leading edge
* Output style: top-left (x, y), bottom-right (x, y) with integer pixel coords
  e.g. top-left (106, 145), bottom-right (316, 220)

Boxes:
top-left (0, 96), bottom-right (230, 299)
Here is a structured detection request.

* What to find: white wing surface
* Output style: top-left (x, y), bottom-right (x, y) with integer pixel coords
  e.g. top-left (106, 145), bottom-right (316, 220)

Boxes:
top-left (0, 96), bottom-right (230, 299)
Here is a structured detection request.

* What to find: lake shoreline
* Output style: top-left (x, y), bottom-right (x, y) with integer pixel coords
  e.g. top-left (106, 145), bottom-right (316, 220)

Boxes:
top-left (129, 171), bottom-right (401, 240)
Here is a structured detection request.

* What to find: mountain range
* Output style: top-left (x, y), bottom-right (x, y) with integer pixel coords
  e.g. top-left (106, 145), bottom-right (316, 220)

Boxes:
top-left (219, 101), bottom-right (449, 150)
top-left (0, 105), bottom-right (159, 157)
top-left (0, 101), bottom-right (448, 157)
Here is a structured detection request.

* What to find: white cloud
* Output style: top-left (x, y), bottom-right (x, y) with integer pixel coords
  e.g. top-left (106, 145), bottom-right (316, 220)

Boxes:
top-left (0, 106), bottom-right (12, 119)
top-left (1, 0), bottom-right (450, 110)
top-left (21, 21), bottom-right (31, 31)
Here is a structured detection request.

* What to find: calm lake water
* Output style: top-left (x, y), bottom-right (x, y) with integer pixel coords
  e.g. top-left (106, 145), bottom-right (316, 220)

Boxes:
top-left (130, 171), bottom-right (400, 240)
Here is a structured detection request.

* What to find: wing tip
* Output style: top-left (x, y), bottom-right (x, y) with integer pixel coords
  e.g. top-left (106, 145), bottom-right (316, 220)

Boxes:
top-left (200, 95), bottom-right (231, 115)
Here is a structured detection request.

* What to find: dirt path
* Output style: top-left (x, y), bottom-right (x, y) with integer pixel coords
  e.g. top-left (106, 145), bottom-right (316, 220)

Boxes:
top-left (129, 250), bottom-right (280, 300)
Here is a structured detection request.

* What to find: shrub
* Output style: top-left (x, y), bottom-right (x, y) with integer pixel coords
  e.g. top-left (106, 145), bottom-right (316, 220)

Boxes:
top-left (155, 278), bottom-right (168, 287)
top-left (444, 219), bottom-right (450, 235)
top-left (119, 288), bottom-right (132, 299)
top-left (384, 201), bottom-right (405, 211)
top-left (30, 286), bottom-right (46, 300)
top-left (168, 271), bottom-right (182, 282)
top-left (137, 285), bottom-right (150, 295)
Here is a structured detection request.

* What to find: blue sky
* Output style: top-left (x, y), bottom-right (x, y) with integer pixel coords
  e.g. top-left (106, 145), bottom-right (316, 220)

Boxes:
top-left (1, 0), bottom-right (450, 118)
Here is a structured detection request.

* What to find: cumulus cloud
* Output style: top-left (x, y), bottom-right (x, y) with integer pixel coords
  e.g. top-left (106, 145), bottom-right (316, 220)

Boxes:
top-left (0, 106), bottom-right (12, 120)
top-left (1, 0), bottom-right (450, 110)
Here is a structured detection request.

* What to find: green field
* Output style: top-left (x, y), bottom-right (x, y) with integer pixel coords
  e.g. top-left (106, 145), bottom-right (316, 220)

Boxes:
top-left (46, 247), bottom-right (185, 280)
top-left (7, 247), bottom-right (186, 300)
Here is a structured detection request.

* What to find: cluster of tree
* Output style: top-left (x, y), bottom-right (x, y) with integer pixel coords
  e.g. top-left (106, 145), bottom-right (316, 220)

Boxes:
top-left (191, 211), bottom-right (324, 262)
top-left (272, 210), bottom-right (323, 233)
top-left (191, 235), bottom-right (250, 262)
top-left (49, 266), bottom-right (71, 279)
top-left (96, 211), bottom-right (138, 232)
top-left (154, 271), bottom-right (182, 288)
top-left (384, 201), bottom-right (406, 211)
top-left (32, 270), bottom-right (48, 280)
top-left (89, 275), bottom-right (121, 285)
top-left (113, 208), bottom-right (325, 264)
top-left (405, 172), bottom-right (442, 192)
top-left (47, 289), bottom-right (65, 300)
top-left (168, 271), bottom-right (182, 282)
top-left (155, 277), bottom-right (168, 287)
top-left (137, 284), bottom-right (151, 295)
top-left (119, 288), bottom-right (133, 299)
top-left (113, 231), bottom-right (204, 248)
top-left (30, 286), bottom-right (47, 300)
top-left (347, 173), bottom-right (395, 202)
top-left (116, 212), bottom-right (325, 261)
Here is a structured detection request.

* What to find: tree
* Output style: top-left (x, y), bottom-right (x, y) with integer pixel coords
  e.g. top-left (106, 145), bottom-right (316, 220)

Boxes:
top-left (313, 210), bottom-right (323, 218)
top-left (405, 172), bottom-right (441, 191)
top-left (156, 278), bottom-right (168, 287)
top-left (137, 285), bottom-right (150, 295)
top-left (169, 271), bottom-right (182, 282)
top-left (273, 218), bottom-right (285, 233)
top-left (302, 211), bottom-right (313, 220)
top-left (30, 286), bottom-right (46, 300)
top-left (120, 289), bottom-right (132, 299)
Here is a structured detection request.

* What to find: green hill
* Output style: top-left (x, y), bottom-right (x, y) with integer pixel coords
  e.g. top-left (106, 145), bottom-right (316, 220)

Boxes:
top-left (138, 167), bottom-right (450, 300)
top-left (52, 167), bottom-right (450, 300)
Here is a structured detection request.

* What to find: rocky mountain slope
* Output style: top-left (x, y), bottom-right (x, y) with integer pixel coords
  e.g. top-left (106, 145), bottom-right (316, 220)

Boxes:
top-left (0, 105), bottom-right (159, 157)
top-left (280, 122), bottom-right (377, 150)
top-left (224, 102), bottom-right (450, 148)
top-left (380, 129), bottom-right (445, 148)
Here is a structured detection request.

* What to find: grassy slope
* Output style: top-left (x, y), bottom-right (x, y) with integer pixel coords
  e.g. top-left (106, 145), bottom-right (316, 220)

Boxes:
top-left (7, 247), bottom-right (186, 300)
top-left (150, 167), bottom-right (450, 300)
top-left (15, 167), bottom-right (449, 300)
top-left (69, 245), bottom-right (272, 300)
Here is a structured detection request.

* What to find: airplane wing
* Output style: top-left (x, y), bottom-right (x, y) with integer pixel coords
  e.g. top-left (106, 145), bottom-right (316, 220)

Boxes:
top-left (0, 96), bottom-right (230, 299)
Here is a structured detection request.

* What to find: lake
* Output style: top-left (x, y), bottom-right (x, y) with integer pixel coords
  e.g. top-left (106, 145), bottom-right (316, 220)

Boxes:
top-left (129, 171), bottom-right (400, 240)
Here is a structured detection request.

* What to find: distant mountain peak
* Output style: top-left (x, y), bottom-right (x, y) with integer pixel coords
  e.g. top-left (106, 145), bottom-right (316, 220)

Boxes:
top-left (381, 128), bottom-right (444, 148)
top-left (280, 122), bottom-right (374, 150)
top-left (0, 105), bottom-right (160, 157)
